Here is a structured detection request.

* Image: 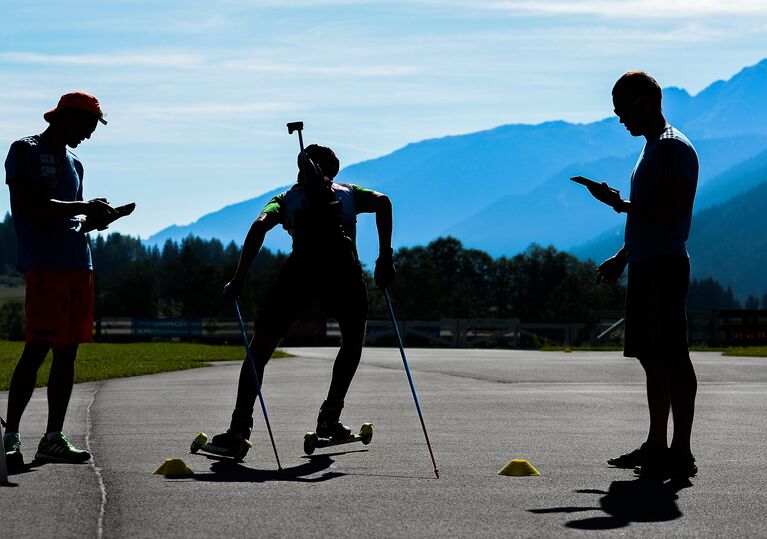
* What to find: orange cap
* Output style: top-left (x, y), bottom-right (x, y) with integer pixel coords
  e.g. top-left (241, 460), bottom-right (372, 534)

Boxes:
top-left (44, 91), bottom-right (107, 125)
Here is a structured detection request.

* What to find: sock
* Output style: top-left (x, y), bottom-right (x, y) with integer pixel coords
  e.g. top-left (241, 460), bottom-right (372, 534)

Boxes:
top-left (46, 431), bottom-right (62, 441)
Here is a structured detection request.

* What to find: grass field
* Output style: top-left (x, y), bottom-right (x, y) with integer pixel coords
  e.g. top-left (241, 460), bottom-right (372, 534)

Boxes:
top-left (0, 341), bottom-right (291, 391)
top-left (721, 346), bottom-right (767, 357)
top-left (0, 285), bottom-right (24, 302)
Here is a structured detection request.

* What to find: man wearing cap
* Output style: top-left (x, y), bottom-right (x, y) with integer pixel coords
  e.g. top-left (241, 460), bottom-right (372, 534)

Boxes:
top-left (2, 91), bottom-right (117, 467)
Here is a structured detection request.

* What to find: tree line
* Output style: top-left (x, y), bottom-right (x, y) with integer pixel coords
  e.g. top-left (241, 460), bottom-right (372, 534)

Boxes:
top-left (0, 213), bottom-right (763, 324)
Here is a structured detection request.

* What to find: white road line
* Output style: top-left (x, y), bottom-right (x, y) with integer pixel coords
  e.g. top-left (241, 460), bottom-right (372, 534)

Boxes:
top-left (86, 387), bottom-right (107, 539)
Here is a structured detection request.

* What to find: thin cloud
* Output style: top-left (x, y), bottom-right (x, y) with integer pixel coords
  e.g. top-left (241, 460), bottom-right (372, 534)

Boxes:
top-left (0, 52), bottom-right (203, 68)
top-left (424, 0), bottom-right (767, 18)
top-left (221, 60), bottom-right (419, 77)
top-left (124, 101), bottom-right (301, 117)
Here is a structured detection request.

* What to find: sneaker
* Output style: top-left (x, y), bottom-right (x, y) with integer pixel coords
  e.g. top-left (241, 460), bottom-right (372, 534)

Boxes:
top-left (35, 433), bottom-right (91, 463)
top-left (608, 443), bottom-right (649, 468)
top-left (669, 450), bottom-right (698, 478)
top-left (4, 433), bottom-right (24, 469)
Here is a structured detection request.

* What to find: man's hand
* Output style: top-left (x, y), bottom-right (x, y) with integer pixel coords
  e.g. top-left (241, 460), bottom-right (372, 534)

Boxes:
top-left (83, 198), bottom-right (118, 219)
top-left (374, 248), bottom-right (396, 288)
top-left (223, 277), bottom-right (245, 301)
top-left (596, 253), bottom-right (627, 284)
top-left (572, 176), bottom-right (623, 209)
top-left (79, 201), bottom-right (135, 233)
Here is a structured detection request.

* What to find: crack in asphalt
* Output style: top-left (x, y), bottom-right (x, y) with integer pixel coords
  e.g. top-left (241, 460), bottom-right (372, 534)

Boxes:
top-left (85, 385), bottom-right (107, 539)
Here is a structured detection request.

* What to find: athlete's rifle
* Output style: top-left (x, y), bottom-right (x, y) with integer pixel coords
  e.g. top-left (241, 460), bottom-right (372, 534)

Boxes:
top-left (287, 122), bottom-right (328, 205)
top-left (286, 122), bottom-right (344, 247)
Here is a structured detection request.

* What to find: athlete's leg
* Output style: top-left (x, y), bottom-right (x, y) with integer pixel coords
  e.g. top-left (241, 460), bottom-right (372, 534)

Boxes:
top-left (316, 266), bottom-right (368, 438)
top-left (639, 356), bottom-right (671, 450)
top-left (224, 255), bottom-right (312, 437)
top-left (5, 342), bottom-right (51, 432)
top-left (668, 352), bottom-right (697, 455)
top-left (325, 267), bottom-right (368, 403)
top-left (326, 316), bottom-right (367, 402)
top-left (233, 332), bottom-right (283, 414)
top-left (46, 345), bottom-right (78, 434)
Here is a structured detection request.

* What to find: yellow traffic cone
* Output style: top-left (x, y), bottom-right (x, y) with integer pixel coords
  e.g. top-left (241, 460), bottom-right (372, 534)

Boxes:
top-left (498, 458), bottom-right (540, 476)
top-left (153, 458), bottom-right (194, 477)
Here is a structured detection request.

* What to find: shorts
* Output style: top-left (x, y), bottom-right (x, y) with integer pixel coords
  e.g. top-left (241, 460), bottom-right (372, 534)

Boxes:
top-left (624, 256), bottom-right (690, 359)
top-left (255, 253), bottom-right (368, 338)
top-left (25, 269), bottom-right (94, 347)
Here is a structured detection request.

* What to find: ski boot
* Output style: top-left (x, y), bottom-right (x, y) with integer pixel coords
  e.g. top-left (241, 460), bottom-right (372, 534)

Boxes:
top-left (190, 409), bottom-right (253, 462)
top-left (316, 400), bottom-right (352, 440)
top-left (303, 400), bottom-right (374, 455)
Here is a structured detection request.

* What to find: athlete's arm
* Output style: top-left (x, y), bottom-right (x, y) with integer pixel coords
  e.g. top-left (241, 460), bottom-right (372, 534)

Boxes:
top-left (6, 142), bottom-right (116, 222)
top-left (612, 141), bottom-right (695, 224)
top-left (350, 185), bottom-right (392, 253)
top-left (370, 192), bottom-right (395, 288)
top-left (9, 184), bottom-right (116, 222)
top-left (224, 211), bottom-right (281, 297)
top-left (371, 192), bottom-right (393, 254)
top-left (596, 245), bottom-right (627, 284)
top-left (613, 184), bottom-right (691, 224)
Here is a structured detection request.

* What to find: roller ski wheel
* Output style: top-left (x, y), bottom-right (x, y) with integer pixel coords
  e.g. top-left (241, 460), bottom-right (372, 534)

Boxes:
top-left (303, 423), bottom-right (375, 455)
top-left (190, 432), bottom-right (252, 462)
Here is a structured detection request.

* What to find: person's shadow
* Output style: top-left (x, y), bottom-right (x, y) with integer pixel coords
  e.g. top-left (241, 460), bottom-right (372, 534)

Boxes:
top-left (187, 453), bottom-right (348, 484)
top-left (529, 478), bottom-right (692, 530)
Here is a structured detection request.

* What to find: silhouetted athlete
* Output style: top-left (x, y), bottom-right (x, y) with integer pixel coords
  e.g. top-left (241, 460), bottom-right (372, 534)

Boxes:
top-left (210, 144), bottom-right (395, 453)
top-left (576, 71), bottom-right (699, 480)
top-left (3, 92), bottom-right (119, 467)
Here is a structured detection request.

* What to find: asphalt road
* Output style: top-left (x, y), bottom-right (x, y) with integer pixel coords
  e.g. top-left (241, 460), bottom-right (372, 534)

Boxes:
top-left (2, 348), bottom-right (766, 537)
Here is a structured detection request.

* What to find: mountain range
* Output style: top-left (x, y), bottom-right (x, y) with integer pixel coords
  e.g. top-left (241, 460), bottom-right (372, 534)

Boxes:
top-left (147, 59), bottom-right (767, 297)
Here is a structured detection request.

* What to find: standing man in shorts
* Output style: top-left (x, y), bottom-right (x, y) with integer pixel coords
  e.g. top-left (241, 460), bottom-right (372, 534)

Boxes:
top-left (3, 92), bottom-right (118, 467)
top-left (208, 143), bottom-right (395, 456)
top-left (576, 71), bottom-right (699, 479)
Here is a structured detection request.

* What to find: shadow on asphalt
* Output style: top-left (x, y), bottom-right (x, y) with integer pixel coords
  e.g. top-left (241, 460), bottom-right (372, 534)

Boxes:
top-left (300, 449), bottom-right (369, 458)
top-left (6, 457), bottom-right (88, 477)
top-left (188, 454), bottom-right (345, 483)
top-left (529, 478), bottom-right (693, 530)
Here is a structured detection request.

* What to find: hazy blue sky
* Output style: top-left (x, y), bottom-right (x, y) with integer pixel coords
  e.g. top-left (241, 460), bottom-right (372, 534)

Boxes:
top-left (3, 1), bottom-right (767, 237)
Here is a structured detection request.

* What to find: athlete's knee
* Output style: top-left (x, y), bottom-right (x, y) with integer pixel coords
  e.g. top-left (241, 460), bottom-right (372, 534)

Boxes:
top-left (249, 333), bottom-right (279, 362)
top-left (51, 344), bottom-right (78, 363)
top-left (17, 342), bottom-right (51, 369)
top-left (338, 318), bottom-right (366, 345)
top-left (668, 354), bottom-right (697, 383)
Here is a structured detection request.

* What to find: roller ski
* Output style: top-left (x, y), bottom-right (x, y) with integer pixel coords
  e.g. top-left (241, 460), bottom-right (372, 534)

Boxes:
top-left (303, 423), bottom-right (374, 455)
top-left (303, 399), bottom-right (374, 455)
top-left (190, 432), bottom-right (252, 462)
top-left (190, 411), bottom-right (253, 462)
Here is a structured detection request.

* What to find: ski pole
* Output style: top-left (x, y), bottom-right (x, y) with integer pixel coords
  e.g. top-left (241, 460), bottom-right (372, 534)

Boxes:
top-left (0, 416), bottom-right (8, 484)
top-left (383, 288), bottom-right (440, 479)
top-left (234, 299), bottom-right (283, 470)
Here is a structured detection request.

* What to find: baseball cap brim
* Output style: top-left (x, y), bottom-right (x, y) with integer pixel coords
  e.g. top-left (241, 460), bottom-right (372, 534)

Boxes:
top-left (44, 91), bottom-right (108, 125)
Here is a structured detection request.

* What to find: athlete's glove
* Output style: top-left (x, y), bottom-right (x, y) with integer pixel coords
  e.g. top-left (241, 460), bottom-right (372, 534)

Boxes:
top-left (374, 248), bottom-right (396, 288)
top-left (223, 277), bottom-right (245, 301)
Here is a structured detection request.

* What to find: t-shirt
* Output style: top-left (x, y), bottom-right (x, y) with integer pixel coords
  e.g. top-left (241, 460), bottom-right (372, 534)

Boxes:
top-left (624, 126), bottom-right (698, 264)
top-left (4, 135), bottom-right (93, 272)
top-left (262, 182), bottom-right (377, 246)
